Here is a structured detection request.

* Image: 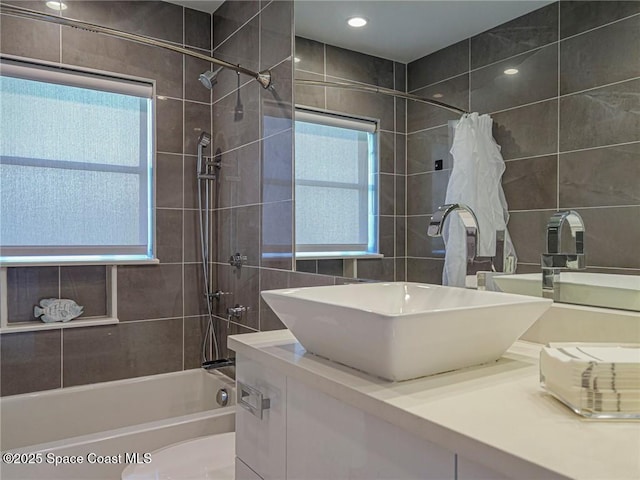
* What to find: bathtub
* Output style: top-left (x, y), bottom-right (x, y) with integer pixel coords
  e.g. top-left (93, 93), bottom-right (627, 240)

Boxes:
top-left (0, 369), bottom-right (235, 480)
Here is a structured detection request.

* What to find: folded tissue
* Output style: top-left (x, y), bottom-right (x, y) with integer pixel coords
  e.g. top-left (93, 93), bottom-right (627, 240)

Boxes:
top-left (540, 343), bottom-right (640, 419)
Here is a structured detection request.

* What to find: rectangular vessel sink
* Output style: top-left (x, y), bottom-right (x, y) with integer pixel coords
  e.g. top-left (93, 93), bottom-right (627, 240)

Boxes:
top-left (493, 273), bottom-right (640, 311)
top-left (261, 282), bottom-right (552, 381)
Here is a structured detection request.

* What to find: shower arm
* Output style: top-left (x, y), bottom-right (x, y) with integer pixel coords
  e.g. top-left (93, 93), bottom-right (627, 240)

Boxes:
top-left (295, 79), bottom-right (469, 115)
top-left (0, 2), bottom-right (272, 89)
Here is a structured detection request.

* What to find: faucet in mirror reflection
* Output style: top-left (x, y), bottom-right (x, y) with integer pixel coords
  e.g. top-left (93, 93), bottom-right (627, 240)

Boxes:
top-left (541, 210), bottom-right (587, 301)
top-left (428, 113), bottom-right (517, 287)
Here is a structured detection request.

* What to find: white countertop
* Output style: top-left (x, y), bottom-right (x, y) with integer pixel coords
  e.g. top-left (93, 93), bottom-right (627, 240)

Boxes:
top-left (229, 331), bottom-right (640, 480)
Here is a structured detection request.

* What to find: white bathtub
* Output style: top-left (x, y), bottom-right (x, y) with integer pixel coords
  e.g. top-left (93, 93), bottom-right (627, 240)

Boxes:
top-left (0, 369), bottom-right (235, 480)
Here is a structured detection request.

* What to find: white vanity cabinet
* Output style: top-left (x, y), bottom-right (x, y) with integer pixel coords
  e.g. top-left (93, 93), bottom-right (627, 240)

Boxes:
top-left (236, 354), bottom-right (466, 480)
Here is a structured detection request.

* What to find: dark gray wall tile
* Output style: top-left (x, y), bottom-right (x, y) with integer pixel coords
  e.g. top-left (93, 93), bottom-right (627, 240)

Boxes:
top-left (157, 97), bottom-right (184, 154)
top-left (406, 170), bottom-right (450, 216)
top-left (406, 258), bottom-right (444, 284)
top-left (261, 0), bottom-right (292, 69)
top-left (259, 268), bottom-right (288, 330)
top-left (560, 79), bottom-right (640, 152)
top-left (408, 74), bottom-right (469, 132)
top-left (503, 155), bottom-right (558, 211)
top-left (262, 129), bottom-right (293, 204)
top-left (379, 174), bottom-right (395, 216)
top-left (395, 133), bottom-right (406, 174)
top-left (213, 17), bottom-right (260, 102)
top-left (183, 209), bottom-right (201, 264)
top-left (295, 36), bottom-right (325, 74)
top-left (317, 259), bottom-right (343, 276)
top-left (471, 43), bottom-right (558, 113)
top-left (379, 131), bottom-right (395, 174)
top-left (185, 7), bottom-right (212, 50)
top-left (326, 84), bottom-right (395, 131)
top-left (288, 270), bottom-right (334, 288)
top-left (560, 15), bottom-right (640, 95)
top-left (492, 99), bottom-right (558, 160)
top-left (213, 82), bottom-right (261, 154)
top-left (214, 205), bottom-right (260, 267)
top-left (215, 265), bottom-right (259, 329)
top-left (217, 141), bottom-right (261, 209)
top-left (65, 0), bottom-right (183, 44)
top-left (295, 260), bottom-right (317, 274)
top-left (156, 209), bottom-right (183, 263)
top-left (396, 98), bottom-right (406, 133)
top-left (396, 217), bottom-right (406, 257)
top-left (471, 2), bottom-right (558, 69)
top-left (60, 266), bottom-right (107, 318)
top-left (262, 60), bottom-right (293, 138)
top-left (394, 62), bottom-right (407, 92)
top-left (560, 1), bottom-right (640, 39)
top-left (0, 15), bottom-right (60, 62)
top-left (7, 267), bottom-right (58, 323)
top-left (507, 209), bottom-right (556, 264)
top-left (407, 126), bottom-right (451, 174)
top-left (326, 45), bottom-right (394, 89)
top-left (1, 330), bottom-right (61, 396)
top-left (117, 264), bottom-right (183, 321)
top-left (261, 201), bottom-right (293, 270)
top-left (407, 215), bottom-right (446, 259)
top-left (379, 215), bottom-right (395, 257)
top-left (559, 143), bottom-right (640, 207)
top-left (408, 40), bottom-right (469, 92)
top-left (184, 156), bottom-right (199, 209)
top-left (213, 0), bottom-right (260, 49)
top-left (63, 319), bottom-right (183, 387)
top-left (156, 154), bottom-right (183, 209)
top-left (183, 316), bottom-right (208, 369)
top-left (61, 28), bottom-right (183, 98)
top-left (184, 263), bottom-right (207, 316)
top-left (184, 101), bottom-right (212, 156)
top-left (356, 258), bottom-right (395, 282)
top-left (185, 54), bottom-right (213, 104)
top-left (294, 70), bottom-right (325, 109)
top-left (395, 174), bottom-right (406, 216)
top-left (577, 207), bottom-right (640, 269)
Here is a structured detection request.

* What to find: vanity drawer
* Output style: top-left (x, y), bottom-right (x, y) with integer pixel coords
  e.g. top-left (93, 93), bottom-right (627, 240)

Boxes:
top-left (235, 355), bottom-right (286, 480)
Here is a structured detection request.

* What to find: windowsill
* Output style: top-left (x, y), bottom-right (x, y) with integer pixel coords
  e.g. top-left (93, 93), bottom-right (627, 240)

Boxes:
top-left (0, 258), bottom-right (159, 267)
top-left (295, 253), bottom-right (384, 261)
top-left (0, 316), bottom-right (119, 334)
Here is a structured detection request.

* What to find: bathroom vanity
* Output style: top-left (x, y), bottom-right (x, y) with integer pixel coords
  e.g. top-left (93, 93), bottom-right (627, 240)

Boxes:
top-left (230, 330), bottom-right (640, 480)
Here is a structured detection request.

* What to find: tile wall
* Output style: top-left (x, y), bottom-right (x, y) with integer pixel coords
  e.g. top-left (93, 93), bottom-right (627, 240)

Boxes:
top-left (406, 1), bottom-right (640, 280)
top-left (0, 0), bottom-right (215, 396)
top-left (293, 36), bottom-right (407, 282)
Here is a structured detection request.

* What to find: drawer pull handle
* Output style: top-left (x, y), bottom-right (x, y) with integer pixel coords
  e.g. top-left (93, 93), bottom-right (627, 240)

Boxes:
top-left (238, 381), bottom-right (271, 420)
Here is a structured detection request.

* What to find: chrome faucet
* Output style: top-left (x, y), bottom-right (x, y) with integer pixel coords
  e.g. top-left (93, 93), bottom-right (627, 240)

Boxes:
top-left (541, 210), bottom-right (586, 300)
top-left (427, 203), bottom-right (515, 277)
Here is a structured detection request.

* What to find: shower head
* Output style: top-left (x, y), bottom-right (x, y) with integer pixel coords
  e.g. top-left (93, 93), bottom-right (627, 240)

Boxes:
top-left (199, 67), bottom-right (223, 90)
top-left (198, 132), bottom-right (211, 148)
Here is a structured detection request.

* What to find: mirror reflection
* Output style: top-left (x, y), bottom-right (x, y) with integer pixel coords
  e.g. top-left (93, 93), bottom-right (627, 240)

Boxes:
top-left (293, 0), bottom-right (640, 312)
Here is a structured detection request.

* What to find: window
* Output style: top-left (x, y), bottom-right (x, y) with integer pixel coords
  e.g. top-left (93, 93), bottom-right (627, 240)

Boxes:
top-left (295, 109), bottom-right (378, 257)
top-left (0, 59), bottom-right (155, 265)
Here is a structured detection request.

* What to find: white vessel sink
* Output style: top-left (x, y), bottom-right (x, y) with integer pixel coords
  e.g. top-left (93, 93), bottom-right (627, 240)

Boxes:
top-left (493, 273), bottom-right (640, 311)
top-left (261, 282), bottom-right (552, 381)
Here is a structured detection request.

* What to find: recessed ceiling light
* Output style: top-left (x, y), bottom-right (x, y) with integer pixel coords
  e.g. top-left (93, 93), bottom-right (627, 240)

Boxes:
top-left (45, 1), bottom-right (67, 10)
top-left (504, 68), bottom-right (519, 75)
top-left (347, 17), bottom-right (367, 28)
top-left (432, 93), bottom-right (443, 99)
top-left (294, 57), bottom-right (301, 63)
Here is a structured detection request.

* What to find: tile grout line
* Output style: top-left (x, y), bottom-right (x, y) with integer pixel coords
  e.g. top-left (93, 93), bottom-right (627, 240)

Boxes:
top-left (557, 3), bottom-right (561, 212)
top-left (560, 11), bottom-right (640, 43)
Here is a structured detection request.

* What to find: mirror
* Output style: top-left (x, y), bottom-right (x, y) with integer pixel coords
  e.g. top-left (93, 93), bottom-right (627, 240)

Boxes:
top-left (292, 0), bottom-right (640, 312)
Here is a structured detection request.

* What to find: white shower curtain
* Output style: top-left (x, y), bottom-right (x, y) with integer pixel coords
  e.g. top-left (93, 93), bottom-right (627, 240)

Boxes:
top-left (442, 112), bottom-right (516, 287)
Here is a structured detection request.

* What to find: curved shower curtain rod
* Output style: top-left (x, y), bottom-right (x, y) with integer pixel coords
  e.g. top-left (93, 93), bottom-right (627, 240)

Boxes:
top-left (0, 2), bottom-right (273, 88)
top-left (295, 79), bottom-right (468, 115)
top-left (0, 2), bottom-right (468, 115)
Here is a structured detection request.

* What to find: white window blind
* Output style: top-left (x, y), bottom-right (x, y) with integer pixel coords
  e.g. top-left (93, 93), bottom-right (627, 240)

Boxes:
top-left (295, 108), bottom-right (378, 257)
top-left (0, 59), bottom-right (155, 264)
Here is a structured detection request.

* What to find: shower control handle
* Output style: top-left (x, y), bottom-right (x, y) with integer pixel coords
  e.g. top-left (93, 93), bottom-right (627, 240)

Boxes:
top-left (229, 252), bottom-right (248, 268)
top-left (227, 305), bottom-right (248, 319)
top-left (209, 290), bottom-right (231, 301)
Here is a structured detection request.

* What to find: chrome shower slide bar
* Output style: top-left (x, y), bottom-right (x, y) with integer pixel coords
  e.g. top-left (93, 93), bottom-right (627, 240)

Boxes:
top-left (0, 2), bottom-right (272, 89)
top-left (295, 79), bottom-right (469, 115)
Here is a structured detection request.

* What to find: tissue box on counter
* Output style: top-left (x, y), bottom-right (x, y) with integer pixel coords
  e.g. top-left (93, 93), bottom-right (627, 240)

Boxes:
top-left (540, 343), bottom-right (640, 419)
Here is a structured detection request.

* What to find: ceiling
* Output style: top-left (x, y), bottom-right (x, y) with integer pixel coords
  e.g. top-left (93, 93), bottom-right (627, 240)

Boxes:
top-left (169, 0), bottom-right (553, 63)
